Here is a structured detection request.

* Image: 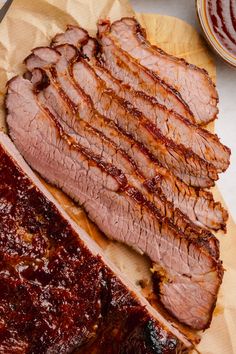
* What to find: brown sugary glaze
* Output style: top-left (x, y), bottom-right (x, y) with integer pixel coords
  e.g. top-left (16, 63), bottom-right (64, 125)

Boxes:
top-left (0, 143), bottom-right (180, 353)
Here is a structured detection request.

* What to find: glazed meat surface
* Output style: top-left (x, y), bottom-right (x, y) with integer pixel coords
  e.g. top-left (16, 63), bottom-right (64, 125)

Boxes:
top-left (0, 133), bottom-right (190, 353)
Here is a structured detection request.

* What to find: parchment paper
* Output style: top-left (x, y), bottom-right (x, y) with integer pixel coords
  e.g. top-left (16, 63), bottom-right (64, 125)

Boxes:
top-left (0, 1), bottom-right (235, 353)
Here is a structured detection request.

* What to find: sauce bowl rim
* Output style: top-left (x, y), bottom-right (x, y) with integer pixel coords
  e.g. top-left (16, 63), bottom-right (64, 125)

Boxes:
top-left (196, 0), bottom-right (236, 68)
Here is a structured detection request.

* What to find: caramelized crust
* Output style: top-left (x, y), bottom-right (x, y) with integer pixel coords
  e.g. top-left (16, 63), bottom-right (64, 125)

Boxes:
top-left (0, 136), bottom-right (187, 353)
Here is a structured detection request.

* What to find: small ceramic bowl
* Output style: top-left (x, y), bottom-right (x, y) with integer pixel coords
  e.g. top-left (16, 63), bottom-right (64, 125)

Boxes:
top-left (196, 0), bottom-right (236, 67)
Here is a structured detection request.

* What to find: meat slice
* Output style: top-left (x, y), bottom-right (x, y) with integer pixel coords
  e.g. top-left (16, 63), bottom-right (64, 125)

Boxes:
top-left (82, 37), bottom-right (230, 174)
top-left (53, 23), bottom-right (194, 123)
top-left (71, 57), bottom-right (218, 188)
top-left (6, 75), bottom-right (223, 330)
top-left (96, 26), bottom-right (193, 124)
top-left (98, 18), bottom-right (219, 125)
top-left (51, 24), bottom-right (89, 47)
top-left (25, 46), bottom-right (220, 258)
top-left (0, 132), bottom-right (192, 353)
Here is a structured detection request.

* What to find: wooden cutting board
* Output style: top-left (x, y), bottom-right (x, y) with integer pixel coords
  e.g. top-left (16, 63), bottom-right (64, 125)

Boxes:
top-left (41, 13), bottom-right (236, 353)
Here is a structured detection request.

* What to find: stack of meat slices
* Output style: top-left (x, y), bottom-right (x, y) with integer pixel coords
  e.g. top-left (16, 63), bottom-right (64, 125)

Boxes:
top-left (6, 17), bottom-right (230, 334)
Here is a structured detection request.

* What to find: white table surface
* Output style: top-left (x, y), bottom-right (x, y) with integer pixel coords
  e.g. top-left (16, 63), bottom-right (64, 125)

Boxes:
top-left (1, 0), bottom-right (235, 221)
top-left (131, 0), bottom-right (236, 222)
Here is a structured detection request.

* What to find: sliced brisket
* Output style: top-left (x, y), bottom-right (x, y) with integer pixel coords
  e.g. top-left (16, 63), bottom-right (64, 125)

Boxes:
top-left (6, 75), bottom-right (223, 330)
top-left (82, 37), bottom-right (230, 173)
top-left (25, 46), bottom-right (220, 257)
top-left (49, 32), bottom-right (228, 231)
top-left (51, 25), bottom-right (194, 124)
top-left (51, 43), bottom-right (220, 188)
top-left (0, 132), bottom-right (191, 353)
top-left (99, 18), bottom-right (219, 125)
top-left (97, 28), bottom-right (194, 123)
top-left (71, 57), bottom-right (218, 188)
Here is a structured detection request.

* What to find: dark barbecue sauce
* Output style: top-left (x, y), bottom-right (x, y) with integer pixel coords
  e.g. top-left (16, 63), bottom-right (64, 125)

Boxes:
top-left (206, 0), bottom-right (236, 56)
top-left (0, 143), bottom-right (178, 353)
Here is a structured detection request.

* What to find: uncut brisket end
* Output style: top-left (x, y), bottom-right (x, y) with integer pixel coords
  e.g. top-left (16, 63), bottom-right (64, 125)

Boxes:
top-left (100, 17), bottom-right (219, 125)
top-left (0, 132), bottom-right (191, 353)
